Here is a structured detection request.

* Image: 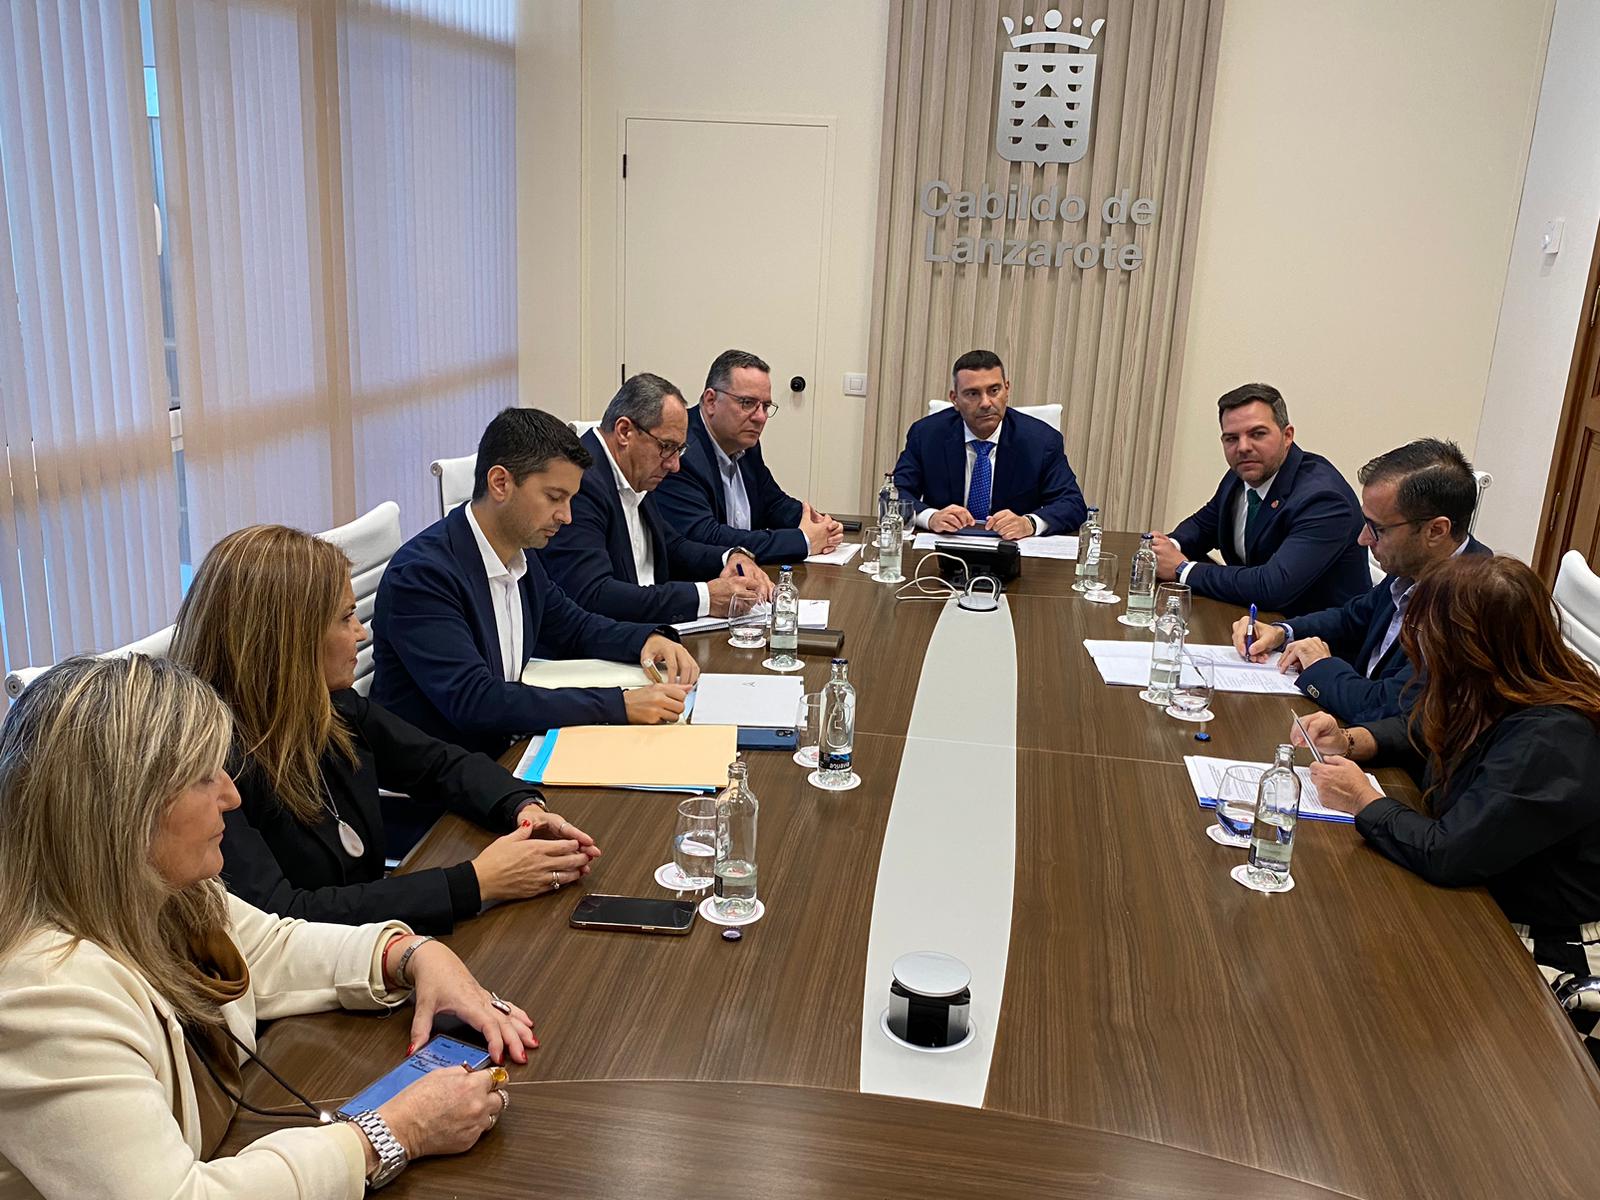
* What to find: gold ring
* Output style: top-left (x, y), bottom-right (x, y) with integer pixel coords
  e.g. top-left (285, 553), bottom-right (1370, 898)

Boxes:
top-left (496, 1086), bottom-right (510, 1114)
top-left (488, 1066), bottom-right (509, 1086)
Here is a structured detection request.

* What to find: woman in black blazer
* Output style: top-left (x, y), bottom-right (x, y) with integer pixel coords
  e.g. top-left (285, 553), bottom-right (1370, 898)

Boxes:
top-left (1297, 555), bottom-right (1600, 1057)
top-left (173, 525), bottom-right (601, 934)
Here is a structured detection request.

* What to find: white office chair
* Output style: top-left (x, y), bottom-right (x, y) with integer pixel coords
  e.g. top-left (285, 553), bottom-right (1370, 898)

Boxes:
top-left (1554, 550), bottom-right (1600, 669)
top-left (429, 454), bottom-right (476, 518)
top-left (4, 623), bottom-right (177, 701)
top-left (318, 500), bottom-right (402, 696)
top-left (571, 419), bottom-right (600, 438)
top-left (927, 398), bottom-right (1062, 433)
top-left (1469, 470), bottom-right (1492, 534)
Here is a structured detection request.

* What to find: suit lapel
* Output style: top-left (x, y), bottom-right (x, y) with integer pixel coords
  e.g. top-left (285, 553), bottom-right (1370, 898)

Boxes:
top-left (445, 506), bottom-right (505, 680)
top-left (1355, 580), bottom-right (1399, 673)
top-left (1244, 444), bottom-right (1303, 564)
top-left (582, 431), bottom-right (640, 584)
top-left (945, 417), bottom-right (968, 509)
top-left (641, 495), bottom-right (672, 577)
top-left (689, 407), bottom-right (728, 523)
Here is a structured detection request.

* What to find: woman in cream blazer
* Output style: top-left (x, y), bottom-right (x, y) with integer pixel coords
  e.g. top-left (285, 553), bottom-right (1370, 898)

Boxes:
top-left (0, 656), bottom-right (538, 1199)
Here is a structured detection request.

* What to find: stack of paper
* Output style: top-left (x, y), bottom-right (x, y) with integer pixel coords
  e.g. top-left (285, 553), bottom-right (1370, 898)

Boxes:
top-left (673, 599), bottom-right (831, 636)
top-left (1081, 640), bottom-right (1303, 696)
top-left (521, 658), bottom-right (650, 689)
top-left (516, 724), bottom-right (737, 791)
top-left (806, 542), bottom-right (862, 566)
top-left (1183, 755), bottom-right (1379, 824)
top-left (689, 674), bottom-right (805, 727)
top-left (912, 532), bottom-right (1078, 560)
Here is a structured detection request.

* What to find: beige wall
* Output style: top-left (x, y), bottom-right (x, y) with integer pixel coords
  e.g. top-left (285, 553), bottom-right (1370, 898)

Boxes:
top-left (1161, 0), bottom-right (1552, 530)
top-left (574, 0), bottom-right (890, 512)
top-left (520, 2), bottom-right (1557, 528)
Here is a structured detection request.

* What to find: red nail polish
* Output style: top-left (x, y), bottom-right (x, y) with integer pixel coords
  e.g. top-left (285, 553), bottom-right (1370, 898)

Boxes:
top-left (406, 1043), bottom-right (414, 1055)
top-left (530, 1037), bottom-right (540, 1049)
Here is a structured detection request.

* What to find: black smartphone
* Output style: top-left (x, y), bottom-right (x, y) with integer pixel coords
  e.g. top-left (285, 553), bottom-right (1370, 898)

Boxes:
top-left (335, 1035), bottom-right (490, 1120)
top-left (838, 519), bottom-right (863, 533)
top-left (569, 894), bottom-right (697, 935)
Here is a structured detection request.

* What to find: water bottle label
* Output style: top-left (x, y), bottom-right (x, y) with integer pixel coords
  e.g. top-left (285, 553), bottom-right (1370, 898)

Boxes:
top-left (823, 751), bottom-right (852, 772)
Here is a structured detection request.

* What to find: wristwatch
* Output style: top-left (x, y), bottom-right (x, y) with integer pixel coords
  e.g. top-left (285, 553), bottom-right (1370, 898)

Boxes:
top-left (352, 1109), bottom-right (408, 1189)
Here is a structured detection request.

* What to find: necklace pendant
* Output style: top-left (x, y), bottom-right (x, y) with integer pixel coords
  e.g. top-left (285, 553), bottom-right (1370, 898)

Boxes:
top-left (337, 819), bottom-right (366, 858)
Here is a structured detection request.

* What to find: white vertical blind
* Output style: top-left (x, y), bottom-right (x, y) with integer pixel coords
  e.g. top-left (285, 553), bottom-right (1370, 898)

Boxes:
top-left (153, 0), bottom-right (518, 552)
top-left (0, 0), bottom-right (182, 673)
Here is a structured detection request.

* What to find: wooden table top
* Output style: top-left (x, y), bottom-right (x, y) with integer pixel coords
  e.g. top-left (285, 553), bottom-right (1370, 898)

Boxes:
top-left (229, 534), bottom-right (1600, 1198)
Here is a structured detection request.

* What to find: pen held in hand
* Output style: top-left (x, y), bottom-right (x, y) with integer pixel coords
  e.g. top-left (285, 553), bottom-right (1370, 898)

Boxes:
top-left (1292, 711), bottom-right (1324, 764)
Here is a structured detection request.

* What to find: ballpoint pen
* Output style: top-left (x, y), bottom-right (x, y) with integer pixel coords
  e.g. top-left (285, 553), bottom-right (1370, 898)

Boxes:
top-left (1246, 603), bottom-right (1258, 657)
top-left (1292, 711), bottom-right (1324, 764)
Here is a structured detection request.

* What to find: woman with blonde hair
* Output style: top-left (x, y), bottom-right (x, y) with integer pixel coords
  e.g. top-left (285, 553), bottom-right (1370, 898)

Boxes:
top-left (172, 524), bottom-right (600, 934)
top-left (0, 655), bottom-right (533, 1195)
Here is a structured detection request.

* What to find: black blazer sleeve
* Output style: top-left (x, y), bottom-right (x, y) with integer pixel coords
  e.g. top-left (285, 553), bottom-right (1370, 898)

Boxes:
top-left (345, 692), bottom-right (545, 829)
top-left (1354, 708), bottom-right (1600, 887)
top-left (1168, 484), bottom-right (1225, 560)
top-left (221, 764), bottom-right (479, 935)
top-left (540, 483), bottom-right (701, 623)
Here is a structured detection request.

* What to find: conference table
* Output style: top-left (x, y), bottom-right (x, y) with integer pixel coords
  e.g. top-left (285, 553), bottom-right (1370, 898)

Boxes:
top-left (225, 532), bottom-right (1600, 1198)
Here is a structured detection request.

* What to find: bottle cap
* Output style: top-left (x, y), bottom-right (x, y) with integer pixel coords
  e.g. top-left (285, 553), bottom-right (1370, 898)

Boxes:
top-left (722, 929), bottom-right (742, 942)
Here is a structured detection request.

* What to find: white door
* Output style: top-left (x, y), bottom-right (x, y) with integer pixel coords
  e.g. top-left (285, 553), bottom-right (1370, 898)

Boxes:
top-left (622, 117), bottom-right (829, 498)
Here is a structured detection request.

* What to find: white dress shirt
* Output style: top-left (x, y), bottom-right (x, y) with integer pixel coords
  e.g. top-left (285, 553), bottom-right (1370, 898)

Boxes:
top-left (703, 410), bottom-right (753, 531)
top-left (1176, 472), bottom-right (1276, 584)
top-left (463, 502), bottom-right (526, 682)
top-left (914, 421), bottom-right (1047, 535)
top-left (596, 434), bottom-right (711, 617)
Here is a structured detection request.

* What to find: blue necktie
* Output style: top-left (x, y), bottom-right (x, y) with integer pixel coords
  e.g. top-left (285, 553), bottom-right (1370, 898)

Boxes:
top-left (968, 442), bottom-right (994, 523)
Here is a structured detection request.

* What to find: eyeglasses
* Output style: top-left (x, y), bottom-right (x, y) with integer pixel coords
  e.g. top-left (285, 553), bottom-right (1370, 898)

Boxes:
top-left (1363, 516), bottom-right (1425, 541)
top-left (634, 425), bottom-right (688, 461)
top-left (714, 388), bottom-right (779, 418)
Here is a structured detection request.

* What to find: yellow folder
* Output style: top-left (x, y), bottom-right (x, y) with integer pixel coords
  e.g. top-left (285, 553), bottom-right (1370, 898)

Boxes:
top-left (540, 724), bottom-right (738, 790)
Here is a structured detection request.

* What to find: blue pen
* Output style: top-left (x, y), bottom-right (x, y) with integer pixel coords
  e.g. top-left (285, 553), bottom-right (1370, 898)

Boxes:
top-left (1246, 603), bottom-right (1258, 657)
top-left (735, 563), bottom-right (744, 577)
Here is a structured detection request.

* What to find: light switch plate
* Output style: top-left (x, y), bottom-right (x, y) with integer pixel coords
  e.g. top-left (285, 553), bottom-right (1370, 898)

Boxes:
top-left (1542, 218), bottom-right (1564, 255)
top-left (843, 372), bottom-right (868, 396)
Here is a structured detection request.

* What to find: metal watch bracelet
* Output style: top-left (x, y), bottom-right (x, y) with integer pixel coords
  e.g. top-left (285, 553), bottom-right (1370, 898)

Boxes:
top-left (394, 935), bottom-right (435, 988)
top-left (352, 1108), bottom-right (407, 1188)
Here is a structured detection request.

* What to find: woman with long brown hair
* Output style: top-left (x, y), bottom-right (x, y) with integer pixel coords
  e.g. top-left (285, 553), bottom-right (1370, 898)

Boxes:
top-left (0, 655), bottom-right (529, 1195)
top-left (172, 525), bottom-right (600, 934)
top-left (1297, 555), bottom-right (1600, 1053)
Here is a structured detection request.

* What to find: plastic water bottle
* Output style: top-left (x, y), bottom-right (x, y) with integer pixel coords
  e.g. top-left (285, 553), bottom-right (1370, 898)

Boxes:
top-left (1073, 506), bottom-right (1101, 591)
top-left (1147, 595), bottom-right (1186, 703)
top-left (875, 511), bottom-right (904, 583)
top-left (877, 472), bottom-right (899, 524)
top-left (1247, 744), bottom-right (1302, 890)
top-left (1124, 533), bottom-right (1157, 625)
top-left (768, 566), bottom-right (799, 668)
top-left (713, 759), bottom-right (759, 918)
top-left (818, 658), bottom-right (857, 785)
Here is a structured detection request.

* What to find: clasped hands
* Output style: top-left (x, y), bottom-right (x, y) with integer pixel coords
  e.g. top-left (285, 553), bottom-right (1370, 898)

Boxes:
top-left (927, 504), bottom-right (1033, 541)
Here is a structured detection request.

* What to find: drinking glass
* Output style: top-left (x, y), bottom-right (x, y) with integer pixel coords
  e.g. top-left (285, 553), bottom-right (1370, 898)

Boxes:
top-left (667, 795), bottom-right (718, 889)
top-left (860, 524), bottom-right (885, 576)
top-left (1166, 652), bottom-right (1215, 722)
top-left (1154, 582), bottom-right (1192, 627)
top-left (897, 497), bottom-right (918, 541)
top-left (727, 592), bottom-right (768, 648)
top-left (794, 692), bottom-right (823, 768)
top-left (1082, 551), bottom-right (1119, 604)
top-left (1212, 765), bottom-right (1263, 848)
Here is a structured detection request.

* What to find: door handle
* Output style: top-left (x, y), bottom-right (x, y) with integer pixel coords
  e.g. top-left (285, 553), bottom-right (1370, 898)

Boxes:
top-left (790, 375), bottom-right (806, 393)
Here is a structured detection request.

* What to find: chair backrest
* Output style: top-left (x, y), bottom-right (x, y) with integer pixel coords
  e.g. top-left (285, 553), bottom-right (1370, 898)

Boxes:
top-left (430, 454), bottom-right (476, 518)
top-left (318, 501), bottom-right (402, 695)
top-left (571, 419), bottom-right (600, 438)
top-left (1554, 550), bottom-right (1600, 669)
top-left (1469, 470), bottom-right (1492, 535)
top-left (926, 399), bottom-right (1063, 433)
top-left (3, 623), bottom-right (178, 701)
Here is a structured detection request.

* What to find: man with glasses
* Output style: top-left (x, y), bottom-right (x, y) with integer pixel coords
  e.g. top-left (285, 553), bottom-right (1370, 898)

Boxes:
top-left (1229, 439), bottom-right (1490, 722)
top-left (892, 349), bottom-right (1086, 540)
top-left (542, 373), bottom-right (774, 623)
top-left (1151, 383), bottom-right (1369, 618)
top-left (654, 349), bottom-right (844, 563)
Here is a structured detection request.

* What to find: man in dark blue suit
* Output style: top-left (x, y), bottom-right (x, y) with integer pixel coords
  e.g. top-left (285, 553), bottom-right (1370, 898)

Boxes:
top-left (1153, 383), bottom-right (1368, 619)
top-left (542, 373), bottom-right (774, 624)
top-left (891, 349), bottom-right (1086, 539)
top-left (1229, 438), bottom-right (1491, 723)
top-left (653, 349), bottom-right (844, 564)
top-left (371, 408), bottom-right (701, 757)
